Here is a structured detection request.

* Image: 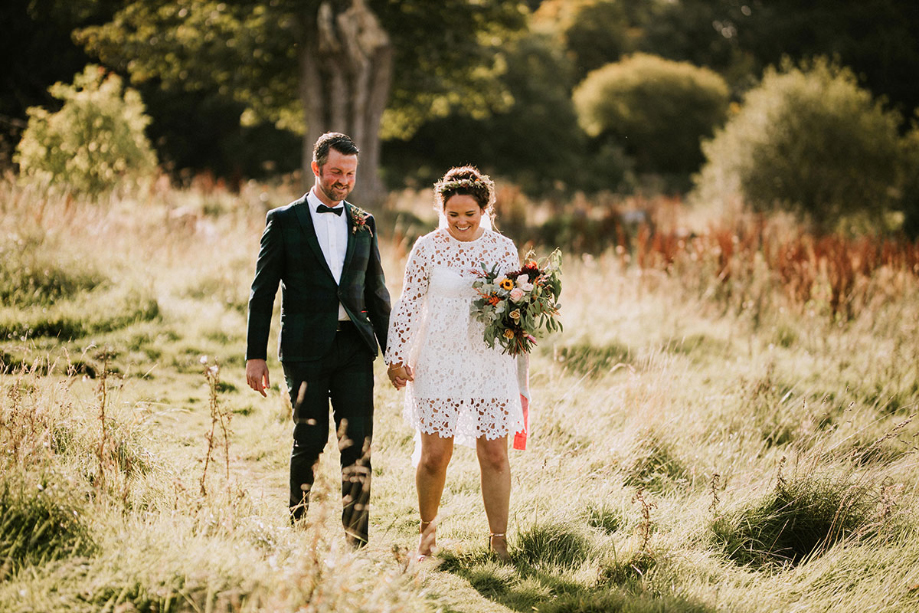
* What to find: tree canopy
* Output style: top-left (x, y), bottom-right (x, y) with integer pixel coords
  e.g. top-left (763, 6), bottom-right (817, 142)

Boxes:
top-left (75, 0), bottom-right (527, 199)
top-left (639, 0), bottom-right (919, 115)
top-left (3, 0), bottom-right (919, 208)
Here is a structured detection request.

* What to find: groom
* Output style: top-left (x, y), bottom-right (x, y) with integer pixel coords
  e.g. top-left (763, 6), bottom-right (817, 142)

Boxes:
top-left (245, 132), bottom-right (391, 546)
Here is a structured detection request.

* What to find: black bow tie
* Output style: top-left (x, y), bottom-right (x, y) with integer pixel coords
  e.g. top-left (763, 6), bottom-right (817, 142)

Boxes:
top-left (317, 204), bottom-right (343, 216)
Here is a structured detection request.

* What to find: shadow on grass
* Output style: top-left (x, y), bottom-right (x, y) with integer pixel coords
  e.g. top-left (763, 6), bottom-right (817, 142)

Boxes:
top-left (710, 471), bottom-right (880, 569)
top-left (438, 522), bottom-right (714, 613)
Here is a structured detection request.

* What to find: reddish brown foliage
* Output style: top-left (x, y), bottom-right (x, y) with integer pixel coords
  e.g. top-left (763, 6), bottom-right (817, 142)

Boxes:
top-left (633, 220), bottom-right (919, 319)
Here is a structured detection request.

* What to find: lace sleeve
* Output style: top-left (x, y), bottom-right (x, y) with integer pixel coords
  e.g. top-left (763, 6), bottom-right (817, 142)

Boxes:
top-left (497, 236), bottom-right (520, 276)
top-left (384, 236), bottom-right (430, 365)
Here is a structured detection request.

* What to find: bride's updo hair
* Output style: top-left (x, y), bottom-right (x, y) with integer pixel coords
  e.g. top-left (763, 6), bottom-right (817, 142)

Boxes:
top-left (434, 165), bottom-right (496, 215)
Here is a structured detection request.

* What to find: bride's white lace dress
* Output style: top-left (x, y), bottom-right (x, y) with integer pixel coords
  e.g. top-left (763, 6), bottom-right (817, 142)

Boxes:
top-left (385, 228), bottom-right (524, 447)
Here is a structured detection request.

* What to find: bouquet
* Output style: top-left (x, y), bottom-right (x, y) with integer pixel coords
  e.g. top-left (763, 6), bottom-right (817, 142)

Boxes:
top-left (471, 249), bottom-right (563, 356)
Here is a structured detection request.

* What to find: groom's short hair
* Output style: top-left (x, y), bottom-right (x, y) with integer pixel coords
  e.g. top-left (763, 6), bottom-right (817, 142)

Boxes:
top-left (313, 132), bottom-right (360, 168)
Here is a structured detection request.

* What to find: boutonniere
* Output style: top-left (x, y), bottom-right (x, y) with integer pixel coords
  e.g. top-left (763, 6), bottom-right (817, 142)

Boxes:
top-left (349, 205), bottom-right (373, 236)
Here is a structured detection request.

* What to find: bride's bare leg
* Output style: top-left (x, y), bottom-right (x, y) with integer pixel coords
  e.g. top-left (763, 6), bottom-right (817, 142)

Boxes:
top-left (476, 435), bottom-right (511, 561)
top-left (416, 432), bottom-right (454, 555)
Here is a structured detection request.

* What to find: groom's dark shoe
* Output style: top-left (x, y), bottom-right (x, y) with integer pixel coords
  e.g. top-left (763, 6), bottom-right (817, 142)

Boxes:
top-left (289, 492), bottom-right (309, 527)
top-left (342, 462), bottom-right (371, 547)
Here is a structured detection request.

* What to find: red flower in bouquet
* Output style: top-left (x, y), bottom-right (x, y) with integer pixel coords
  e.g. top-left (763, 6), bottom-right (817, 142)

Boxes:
top-left (471, 249), bottom-right (563, 355)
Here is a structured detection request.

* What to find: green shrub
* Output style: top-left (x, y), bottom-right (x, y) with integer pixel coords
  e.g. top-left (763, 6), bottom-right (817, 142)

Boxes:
top-left (665, 333), bottom-right (730, 362)
top-left (598, 551), bottom-right (657, 585)
top-left (573, 53), bottom-right (730, 175)
top-left (0, 480), bottom-right (95, 579)
top-left (694, 58), bottom-right (908, 233)
top-left (183, 264), bottom-right (250, 314)
top-left (534, 208), bottom-right (628, 253)
top-left (515, 522), bottom-right (592, 568)
top-left (15, 64), bottom-right (157, 195)
top-left (382, 31), bottom-right (596, 196)
top-left (585, 504), bottom-right (623, 534)
top-left (711, 473), bottom-right (878, 568)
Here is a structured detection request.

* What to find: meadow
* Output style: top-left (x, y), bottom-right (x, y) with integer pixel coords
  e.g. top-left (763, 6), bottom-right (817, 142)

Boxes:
top-left (1, 175), bottom-right (918, 612)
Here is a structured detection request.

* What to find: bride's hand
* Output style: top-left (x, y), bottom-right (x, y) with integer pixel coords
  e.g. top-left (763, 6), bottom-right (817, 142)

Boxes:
top-left (387, 363), bottom-right (413, 389)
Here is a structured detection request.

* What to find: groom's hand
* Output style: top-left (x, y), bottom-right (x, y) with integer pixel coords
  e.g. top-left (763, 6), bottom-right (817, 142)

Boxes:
top-left (246, 359), bottom-right (270, 397)
top-left (387, 363), bottom-right (413, 390)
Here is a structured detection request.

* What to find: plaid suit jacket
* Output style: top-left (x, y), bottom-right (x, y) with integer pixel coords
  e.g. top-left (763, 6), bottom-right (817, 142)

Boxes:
top-left (245, 195), bottom-right (391, 362)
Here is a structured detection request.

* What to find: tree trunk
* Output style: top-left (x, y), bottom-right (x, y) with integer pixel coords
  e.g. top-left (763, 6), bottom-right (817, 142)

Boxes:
top-left (297, 0), bottom-right (392, 206)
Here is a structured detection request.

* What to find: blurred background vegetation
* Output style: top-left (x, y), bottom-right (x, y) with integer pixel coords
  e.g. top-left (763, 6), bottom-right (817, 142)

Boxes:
top-left (3, 3), bottom-right (919, 611)
top-left (2, 0), bottom-right (919, 236)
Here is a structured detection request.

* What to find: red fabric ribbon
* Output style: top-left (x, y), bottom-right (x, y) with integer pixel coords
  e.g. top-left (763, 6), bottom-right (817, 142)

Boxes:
top-left (513, 353), bottom-right (529, 450)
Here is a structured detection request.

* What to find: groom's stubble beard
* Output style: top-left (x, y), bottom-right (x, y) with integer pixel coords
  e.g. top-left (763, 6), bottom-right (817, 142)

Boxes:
top-left (318, 167), bottom-right (355, 203)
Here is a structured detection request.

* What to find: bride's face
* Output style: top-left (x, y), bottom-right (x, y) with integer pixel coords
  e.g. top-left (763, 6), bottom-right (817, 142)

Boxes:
top-left (444, 194), bottom-right (484, 241)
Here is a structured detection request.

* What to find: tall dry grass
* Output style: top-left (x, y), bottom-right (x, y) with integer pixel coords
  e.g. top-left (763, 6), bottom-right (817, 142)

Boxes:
top-left (1, 176), bottom-right (918, 612)
top-left (632, 216), bottom-right (919, 321)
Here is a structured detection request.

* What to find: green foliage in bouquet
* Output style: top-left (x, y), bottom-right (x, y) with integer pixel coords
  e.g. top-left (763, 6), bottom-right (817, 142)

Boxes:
top-left (471, 249), bottom-right (563, 356)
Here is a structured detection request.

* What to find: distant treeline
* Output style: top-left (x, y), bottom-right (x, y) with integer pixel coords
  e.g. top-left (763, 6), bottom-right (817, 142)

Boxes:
top-left (2, 0), bottom-right (918, 196)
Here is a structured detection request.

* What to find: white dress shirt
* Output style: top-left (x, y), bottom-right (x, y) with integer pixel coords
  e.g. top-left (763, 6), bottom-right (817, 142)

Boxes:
top-left (306, 189), bottom-right (350, 321)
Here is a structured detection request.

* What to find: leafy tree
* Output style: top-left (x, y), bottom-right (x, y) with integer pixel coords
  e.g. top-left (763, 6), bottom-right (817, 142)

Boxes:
top-left (533, 0), bottom-right (632, 82)
top-left (637, 0), bottom-right (748, 82)
top-left (693, 59), bottom-right (908, 233)
top-left (76, 0), bottom-right (527, 202)
top-left (573, 53), bottom-right (730, 177)
top-left (137, 83), bottom-right (301, 184)
top-left (0, 0), bottom-right (118, 168)
top-left (901, 118), bottom-right (919, 238)
top-left (383, 31), bottom-right (595, 195)
top-left (1, 0), bottom-right (296, 182)
top-left (15, 65), bottom-right (157, 195)
top-left (640, 0), bottom-right (919, 117)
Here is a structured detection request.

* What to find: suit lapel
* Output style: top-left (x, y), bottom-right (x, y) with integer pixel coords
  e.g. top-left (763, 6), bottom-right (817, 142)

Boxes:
top-left (292, 195), bottom-right (336, 282)
top-left (342, 201), bottom-right (357, 275)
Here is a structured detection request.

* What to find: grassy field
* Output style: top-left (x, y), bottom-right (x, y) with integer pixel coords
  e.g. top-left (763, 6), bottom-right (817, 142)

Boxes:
top-left (1, 176), bottom-right (918, 612)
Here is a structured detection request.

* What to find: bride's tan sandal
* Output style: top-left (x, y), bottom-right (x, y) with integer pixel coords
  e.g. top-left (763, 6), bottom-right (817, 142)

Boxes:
top-left (416, 520), bottom-right (436, 561)
top-left (488, 532), bottom-right (511, 562)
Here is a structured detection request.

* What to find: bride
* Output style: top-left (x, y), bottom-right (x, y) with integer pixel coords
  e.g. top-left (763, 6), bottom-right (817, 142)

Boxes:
top-left (385, 165), bottom-right (524, 562)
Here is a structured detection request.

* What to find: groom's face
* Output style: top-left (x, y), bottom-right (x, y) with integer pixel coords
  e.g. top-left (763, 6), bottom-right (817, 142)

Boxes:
top-left (313, 149), bottom-right (358, 205)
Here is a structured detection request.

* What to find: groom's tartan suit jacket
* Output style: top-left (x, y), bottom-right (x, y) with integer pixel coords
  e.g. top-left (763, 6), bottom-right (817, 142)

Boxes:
top-left (245, 195), bottom-right (391, 363)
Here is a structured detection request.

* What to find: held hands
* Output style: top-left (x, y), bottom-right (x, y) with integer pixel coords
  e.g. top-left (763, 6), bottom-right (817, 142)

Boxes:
top-left (387, 362), bottom-right (413, 390)
top-left (246, 359), bottom-right (270, 397)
